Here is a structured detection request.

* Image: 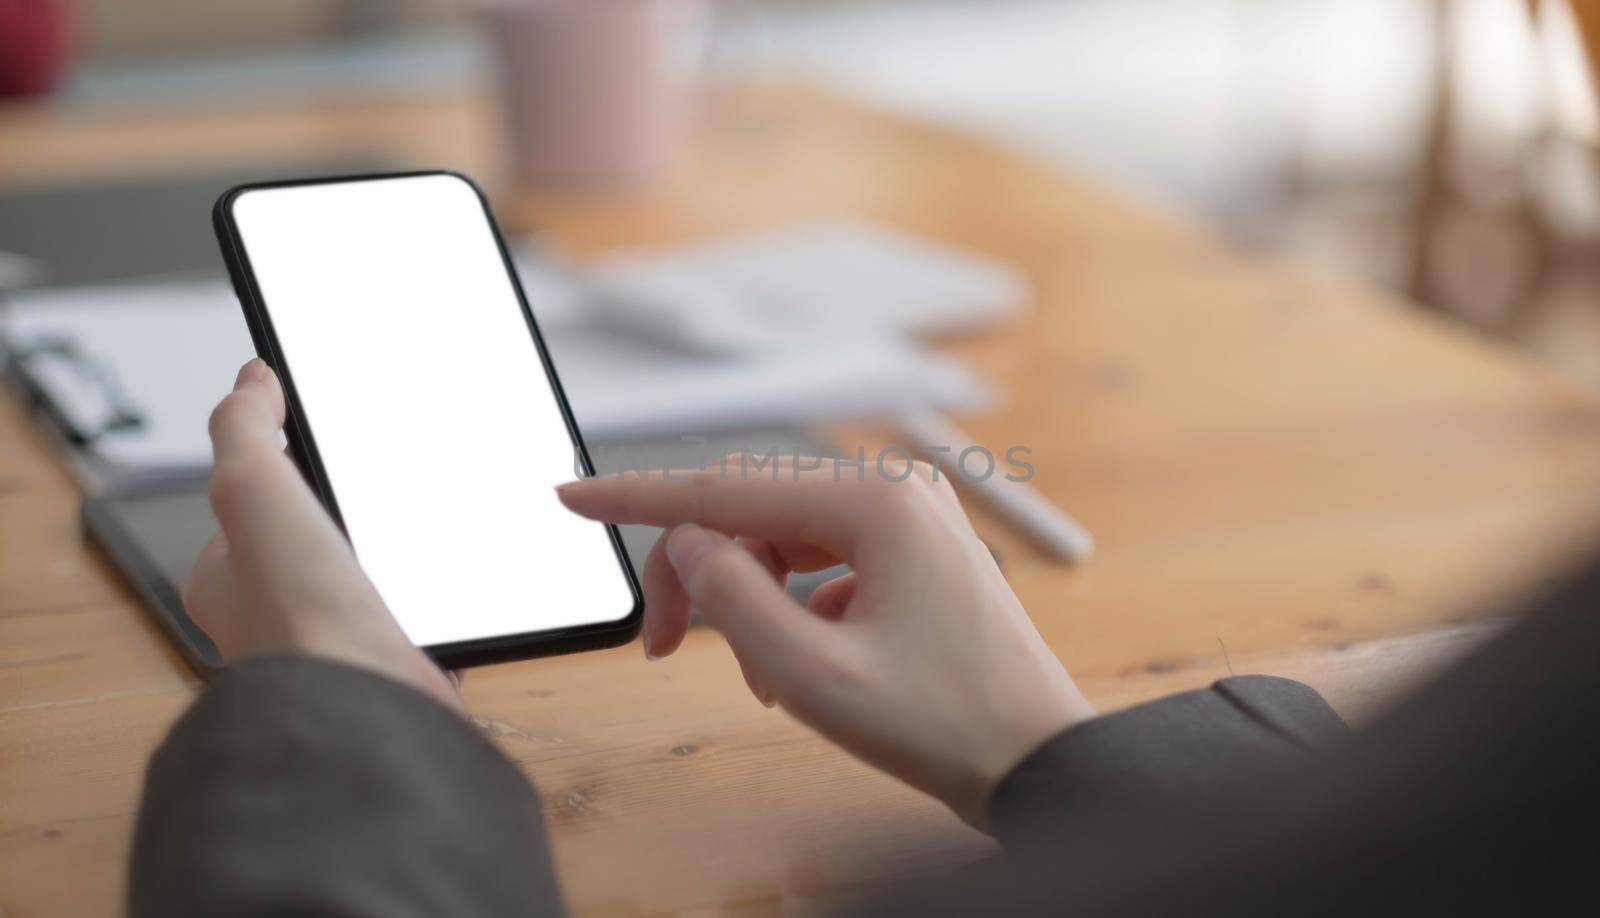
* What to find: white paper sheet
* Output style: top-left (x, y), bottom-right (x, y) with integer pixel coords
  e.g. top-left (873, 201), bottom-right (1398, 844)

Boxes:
top-left (1, 258), bottom-right (990, 482)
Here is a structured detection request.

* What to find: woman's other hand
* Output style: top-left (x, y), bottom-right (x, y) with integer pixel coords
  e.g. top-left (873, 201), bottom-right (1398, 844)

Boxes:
top-left (557, 457), bottom-right (1094, 827)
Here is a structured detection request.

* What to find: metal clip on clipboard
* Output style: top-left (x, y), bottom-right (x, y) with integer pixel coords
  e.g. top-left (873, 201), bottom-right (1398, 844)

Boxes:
top-left (6, 335), bottom-right (147, 446)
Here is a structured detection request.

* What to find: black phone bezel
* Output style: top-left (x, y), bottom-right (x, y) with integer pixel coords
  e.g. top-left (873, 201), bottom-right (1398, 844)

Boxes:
top-left (212, 169), bottom-right (643, 668)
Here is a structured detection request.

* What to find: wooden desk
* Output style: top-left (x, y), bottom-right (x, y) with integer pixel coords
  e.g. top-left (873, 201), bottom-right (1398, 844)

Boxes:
top-left (6, 85), bottom-right (1600, 916)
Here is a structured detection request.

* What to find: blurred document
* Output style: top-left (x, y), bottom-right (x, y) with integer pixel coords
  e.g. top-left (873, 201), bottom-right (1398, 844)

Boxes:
top-left (587, 222), bottom-right (1027, 355)
top-left (543, 320), bottom-right (987, 440)
top-left (2, 260), bottom-right (989, 488)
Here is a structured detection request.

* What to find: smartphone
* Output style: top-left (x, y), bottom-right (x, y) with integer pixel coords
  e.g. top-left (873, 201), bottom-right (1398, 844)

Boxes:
top-left (213, 171), bottom-right (641, 667)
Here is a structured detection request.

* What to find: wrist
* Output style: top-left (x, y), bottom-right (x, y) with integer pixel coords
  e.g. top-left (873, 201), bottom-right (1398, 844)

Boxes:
top-left (272, 618), bottom-right (462, 713)
top-left (315, 645), bottom-right (462, 711)
top-left (966, 683), bottom-right (1096, 831)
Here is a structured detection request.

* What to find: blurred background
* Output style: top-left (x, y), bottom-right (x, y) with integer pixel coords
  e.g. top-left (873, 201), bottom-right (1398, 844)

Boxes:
top-left (8, 0), bottom-right (1600, 622)
top-left (8, 0), bottom-right (1600, 384)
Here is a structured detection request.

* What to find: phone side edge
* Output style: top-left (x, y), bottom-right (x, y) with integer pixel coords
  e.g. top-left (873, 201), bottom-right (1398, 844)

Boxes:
top-left (211, 184), bottom-right (350, 534)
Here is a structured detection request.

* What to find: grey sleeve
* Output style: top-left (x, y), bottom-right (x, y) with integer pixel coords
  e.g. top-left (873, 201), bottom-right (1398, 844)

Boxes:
top-left (987, 675), bottom-right (1348, 849)
top-left (129, 653), bottom-right (563, 918)
top-left (864, 560), bottom-right (1600, 916)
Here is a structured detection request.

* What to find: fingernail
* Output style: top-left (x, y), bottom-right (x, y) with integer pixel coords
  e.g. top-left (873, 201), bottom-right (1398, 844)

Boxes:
top-left (665, 523), bottom-right (720, 579)
top-left (235, 358), bottom-right (268, 389)
top-left (642, 617), bottom-right (658, 659)
top-left (233, 359), bottom-right (262, 388)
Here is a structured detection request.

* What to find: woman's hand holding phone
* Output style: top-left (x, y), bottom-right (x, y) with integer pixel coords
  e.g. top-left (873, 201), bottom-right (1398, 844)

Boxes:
top-left (557, 458), bottom-right (1095, 827)
top-left (185, 360), bottom-right (460, 709)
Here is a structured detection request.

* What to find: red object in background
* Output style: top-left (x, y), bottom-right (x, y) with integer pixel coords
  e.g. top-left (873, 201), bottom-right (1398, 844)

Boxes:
top-left (0, 0), bottom-right (69, 97)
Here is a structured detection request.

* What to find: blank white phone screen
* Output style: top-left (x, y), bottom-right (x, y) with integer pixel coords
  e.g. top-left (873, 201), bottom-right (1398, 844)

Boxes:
top-left (230, 174), bottom-right (634, 647)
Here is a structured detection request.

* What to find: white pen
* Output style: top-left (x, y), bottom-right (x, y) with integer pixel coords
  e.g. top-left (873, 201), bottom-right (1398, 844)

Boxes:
top-left (892, 410), bottom-right (1095, 564)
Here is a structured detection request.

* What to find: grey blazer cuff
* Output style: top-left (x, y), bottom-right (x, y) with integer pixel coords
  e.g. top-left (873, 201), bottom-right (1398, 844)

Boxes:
top-left (988, 676), bottom-right (1347, 849)
top-left (130, 653), bottom-right (563, 918)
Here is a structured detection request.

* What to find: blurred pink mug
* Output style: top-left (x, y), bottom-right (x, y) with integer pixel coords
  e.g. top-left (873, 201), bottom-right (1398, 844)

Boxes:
top-left (483, 0), bottom-right (708, 190)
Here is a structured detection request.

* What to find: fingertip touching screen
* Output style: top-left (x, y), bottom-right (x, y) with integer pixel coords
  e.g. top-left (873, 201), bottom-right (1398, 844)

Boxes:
top-left (229, 174), bottom-right (635, 648)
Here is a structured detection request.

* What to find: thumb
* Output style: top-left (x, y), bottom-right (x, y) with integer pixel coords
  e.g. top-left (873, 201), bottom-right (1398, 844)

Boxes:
top-left (664, 523), bottom-right (827, 693)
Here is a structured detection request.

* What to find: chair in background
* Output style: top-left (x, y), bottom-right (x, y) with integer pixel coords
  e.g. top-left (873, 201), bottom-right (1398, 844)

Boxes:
top-left (1407, 0), bottom-right (1600, 370)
